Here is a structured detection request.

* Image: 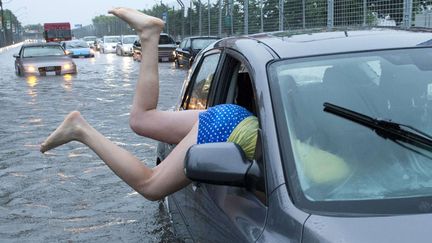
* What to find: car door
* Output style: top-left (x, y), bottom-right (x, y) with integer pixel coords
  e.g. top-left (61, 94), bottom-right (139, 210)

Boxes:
top-left (172, 49), bottom-right (268, 242)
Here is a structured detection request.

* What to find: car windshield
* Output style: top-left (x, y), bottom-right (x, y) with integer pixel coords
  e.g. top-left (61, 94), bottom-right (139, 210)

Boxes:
top-left (104, 37), bottom-right (120, 43)
top-left (159, 35), bottom-right (175, 45)
top-left (269, 48), bottom-right (432, 214)
top-left (191, 39), bottom-right (218, 49)
top-left (66, 41), bottom-right (89, 48)
top-left (123, 36), bottom-right (137, 44)
top-left (22, 45), bottom-right (66, 57)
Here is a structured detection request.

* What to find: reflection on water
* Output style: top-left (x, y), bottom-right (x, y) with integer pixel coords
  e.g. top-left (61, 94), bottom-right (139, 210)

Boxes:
top-left (0, 48), bottom-right (187, 242)
top-left (62, 74), bottom-right (73, 91)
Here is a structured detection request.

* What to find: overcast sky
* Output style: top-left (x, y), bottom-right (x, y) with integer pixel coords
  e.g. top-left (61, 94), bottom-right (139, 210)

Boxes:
top-left (4, 0), bottom-right (184, 27)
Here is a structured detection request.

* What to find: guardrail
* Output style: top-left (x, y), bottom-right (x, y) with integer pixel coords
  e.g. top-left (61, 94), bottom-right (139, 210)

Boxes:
top-left (0, 42), bottom-right (23, 54)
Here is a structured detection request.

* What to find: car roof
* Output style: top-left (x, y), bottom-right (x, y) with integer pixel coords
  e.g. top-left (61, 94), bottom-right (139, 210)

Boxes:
top-left (187, 36), bottom-right (220, 40)
top-left (213, 28), bottom-right (432, 60)
top-left (22, 43), bottom-right (61, 48)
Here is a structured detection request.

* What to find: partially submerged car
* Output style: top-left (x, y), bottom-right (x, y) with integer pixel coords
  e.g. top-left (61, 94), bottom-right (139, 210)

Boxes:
top-left (116, 35), bottom-right (138, 56)
top-left (132, 33), bottom-right (177, 62)
top-left (157, 28), bottom-right (432, 242)
top-left (158, 33), bottom-right (177, 62)
top-left (174, 36), bottom-right (220, 68)
top-left (100, 35), bottom-right (120, 54)
top-left (14, 43), bottom-right (77, 76)
top-left (62, 40), bottom-right (95, 58)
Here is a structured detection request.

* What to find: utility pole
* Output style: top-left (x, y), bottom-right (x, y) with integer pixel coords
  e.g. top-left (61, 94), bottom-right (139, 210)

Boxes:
top-left (0, 0), bottom-right (7, 46)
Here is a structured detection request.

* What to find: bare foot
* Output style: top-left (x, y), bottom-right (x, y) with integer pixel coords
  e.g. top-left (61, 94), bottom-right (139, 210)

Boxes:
top-left (40, 111), bottom-right (87, 153)
top-left (108, 7), bottom-right (164, 40)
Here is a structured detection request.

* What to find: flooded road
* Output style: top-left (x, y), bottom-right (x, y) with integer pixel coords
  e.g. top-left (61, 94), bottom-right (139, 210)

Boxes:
top-left (0, 45), bottom-right (187, 242)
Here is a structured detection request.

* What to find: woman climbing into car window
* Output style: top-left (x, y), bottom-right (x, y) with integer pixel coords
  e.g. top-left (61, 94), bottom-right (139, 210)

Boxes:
top-left (40, 7), bottom-right (259, 201)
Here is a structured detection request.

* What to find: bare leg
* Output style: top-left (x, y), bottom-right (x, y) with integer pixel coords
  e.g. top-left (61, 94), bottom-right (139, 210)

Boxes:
top-left (109, 8), bottom-right (201, 144)
top-left (40, 111), bottom-right (195, 201)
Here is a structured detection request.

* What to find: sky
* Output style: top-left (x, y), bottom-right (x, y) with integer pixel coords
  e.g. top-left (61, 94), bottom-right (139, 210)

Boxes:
top-left (4, 0), bottom-right (184, 27)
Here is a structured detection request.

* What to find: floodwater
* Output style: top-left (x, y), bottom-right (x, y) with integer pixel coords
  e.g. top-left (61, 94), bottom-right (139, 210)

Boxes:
top-left (0, 45), bottom-right (187, 242)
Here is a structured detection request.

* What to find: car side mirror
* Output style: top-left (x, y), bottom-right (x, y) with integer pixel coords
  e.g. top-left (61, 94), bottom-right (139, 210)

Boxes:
top-left (184, 143), bottom-right (261, 189)
top-left (13, 53), bottom-right (19, 58)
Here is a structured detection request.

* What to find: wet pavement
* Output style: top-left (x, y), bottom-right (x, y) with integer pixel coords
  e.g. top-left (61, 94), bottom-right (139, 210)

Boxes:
top-left (0, 44), bottom-right (187, 242)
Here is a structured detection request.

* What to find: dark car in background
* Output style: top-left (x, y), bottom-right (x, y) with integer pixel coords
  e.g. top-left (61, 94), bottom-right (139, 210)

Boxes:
top-left (132, 39), bottom-right (141, 62)
top-left (14, 43), bottom-right (76, 76)
top-left (158, 33), bottom-right (177, 62)
top-left (132, 33), bottom-right (177, 62)
top-left (157, 29), bottom-right (432, 242)
top-left (174, 36), bottom-right (219, 68)
top-left (62, 40), bottom-right (95, 58)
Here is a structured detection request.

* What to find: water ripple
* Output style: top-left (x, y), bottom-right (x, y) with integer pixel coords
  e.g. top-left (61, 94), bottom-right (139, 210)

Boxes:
top-left (0, 48), bottom-right (187, 242)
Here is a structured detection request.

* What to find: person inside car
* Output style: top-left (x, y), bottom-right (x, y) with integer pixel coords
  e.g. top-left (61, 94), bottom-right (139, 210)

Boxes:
top-left (40, 7), bottom-right (259, 201)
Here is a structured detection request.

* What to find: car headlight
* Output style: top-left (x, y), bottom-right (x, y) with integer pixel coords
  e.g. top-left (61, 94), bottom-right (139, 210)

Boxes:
top-left (25, 65), bottom-right (37, 72)
top-left (63, 63), bottom-right (74, 70)
top-left (65, 50), bottom-right (72, 55)
top-left (90, 49), bottom-right (95, 55)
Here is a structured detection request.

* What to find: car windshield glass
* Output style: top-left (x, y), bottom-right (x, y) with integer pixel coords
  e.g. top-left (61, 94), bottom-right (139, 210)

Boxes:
top-left (123, 36), bottom-right (137, 44)
top-left (191, 39), bottom-right (218, 49)
top-left (22, 45), bottom-right (66, 57)
top-left (159, 35), bottom-right (175, 44)
top-left (66, 41), bottom-right (88, 48)
top-left (269, 48), bottom-right (432, 207)
top-left (104, 37), bottom-right (120, 43)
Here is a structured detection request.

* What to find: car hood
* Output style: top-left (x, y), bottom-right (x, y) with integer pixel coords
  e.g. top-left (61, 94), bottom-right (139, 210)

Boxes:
top-left (21, 56), bottom-right (74, 67)
top-left (303, 213), bottom-right (432, 243)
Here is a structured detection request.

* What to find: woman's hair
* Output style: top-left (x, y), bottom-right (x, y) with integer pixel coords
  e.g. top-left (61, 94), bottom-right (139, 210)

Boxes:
top-left (227, 116), bottom-right (259, 160)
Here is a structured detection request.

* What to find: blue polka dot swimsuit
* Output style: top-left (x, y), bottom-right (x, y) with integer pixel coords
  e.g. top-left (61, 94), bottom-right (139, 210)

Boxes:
top-left (197, 104), bottom-right (252, 144)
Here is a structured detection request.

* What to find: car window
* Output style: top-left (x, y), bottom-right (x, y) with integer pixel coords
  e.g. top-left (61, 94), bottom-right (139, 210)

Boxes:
top-left (220, 56), bottom-right (265, 203)
top-left (159, 35), bottom-right (175, 45)
top-left (123, 36), bottom-right (137, 44)
top-left (184, 53), bottom-right (220, 110)
top-left (104, 36), bottom-right (120, 43)
top-left (66, 41), bottom-right (88, 48)
top-left (269, 48), bottom-right (432, 213)
top-left (179, 39), bottom-right (187, 49)
top-left (22, 46), bottom-right (66, 57)
top-left (192, 39), bottom-right (218, 50)
top-left (185, 39), bottom-right (191, 48)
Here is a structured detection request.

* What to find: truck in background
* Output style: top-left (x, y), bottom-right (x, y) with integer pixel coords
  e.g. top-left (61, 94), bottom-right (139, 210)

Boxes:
top-left (43, 23), bottom-right (72, 42)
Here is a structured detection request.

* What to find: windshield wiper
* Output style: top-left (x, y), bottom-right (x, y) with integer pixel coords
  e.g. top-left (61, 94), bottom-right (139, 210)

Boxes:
top-left (323, 102), bottom-right (432, 151)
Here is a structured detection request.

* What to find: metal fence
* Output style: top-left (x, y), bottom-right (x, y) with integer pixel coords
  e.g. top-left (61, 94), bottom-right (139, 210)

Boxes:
top-left (0, 7), bottom-right (23, 48)
top-left (72, 0), bottom-right (432, 41)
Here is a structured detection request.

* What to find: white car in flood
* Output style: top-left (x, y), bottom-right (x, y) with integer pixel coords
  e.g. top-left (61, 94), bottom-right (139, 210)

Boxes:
top-left (116, 35), bottom-right (138, 56)
top-left (100, 35), bottom-right (120, 54)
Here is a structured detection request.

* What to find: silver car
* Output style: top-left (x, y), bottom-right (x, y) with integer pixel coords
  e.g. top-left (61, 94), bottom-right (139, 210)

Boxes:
top-left (158, 28), bottom-right (432, 242)
top-left (116, 35), bottom-right (138, 56)
top-left (100, 35), bottom-right (121, 54)
top-left (14, 43), bottom-right (77, 76)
